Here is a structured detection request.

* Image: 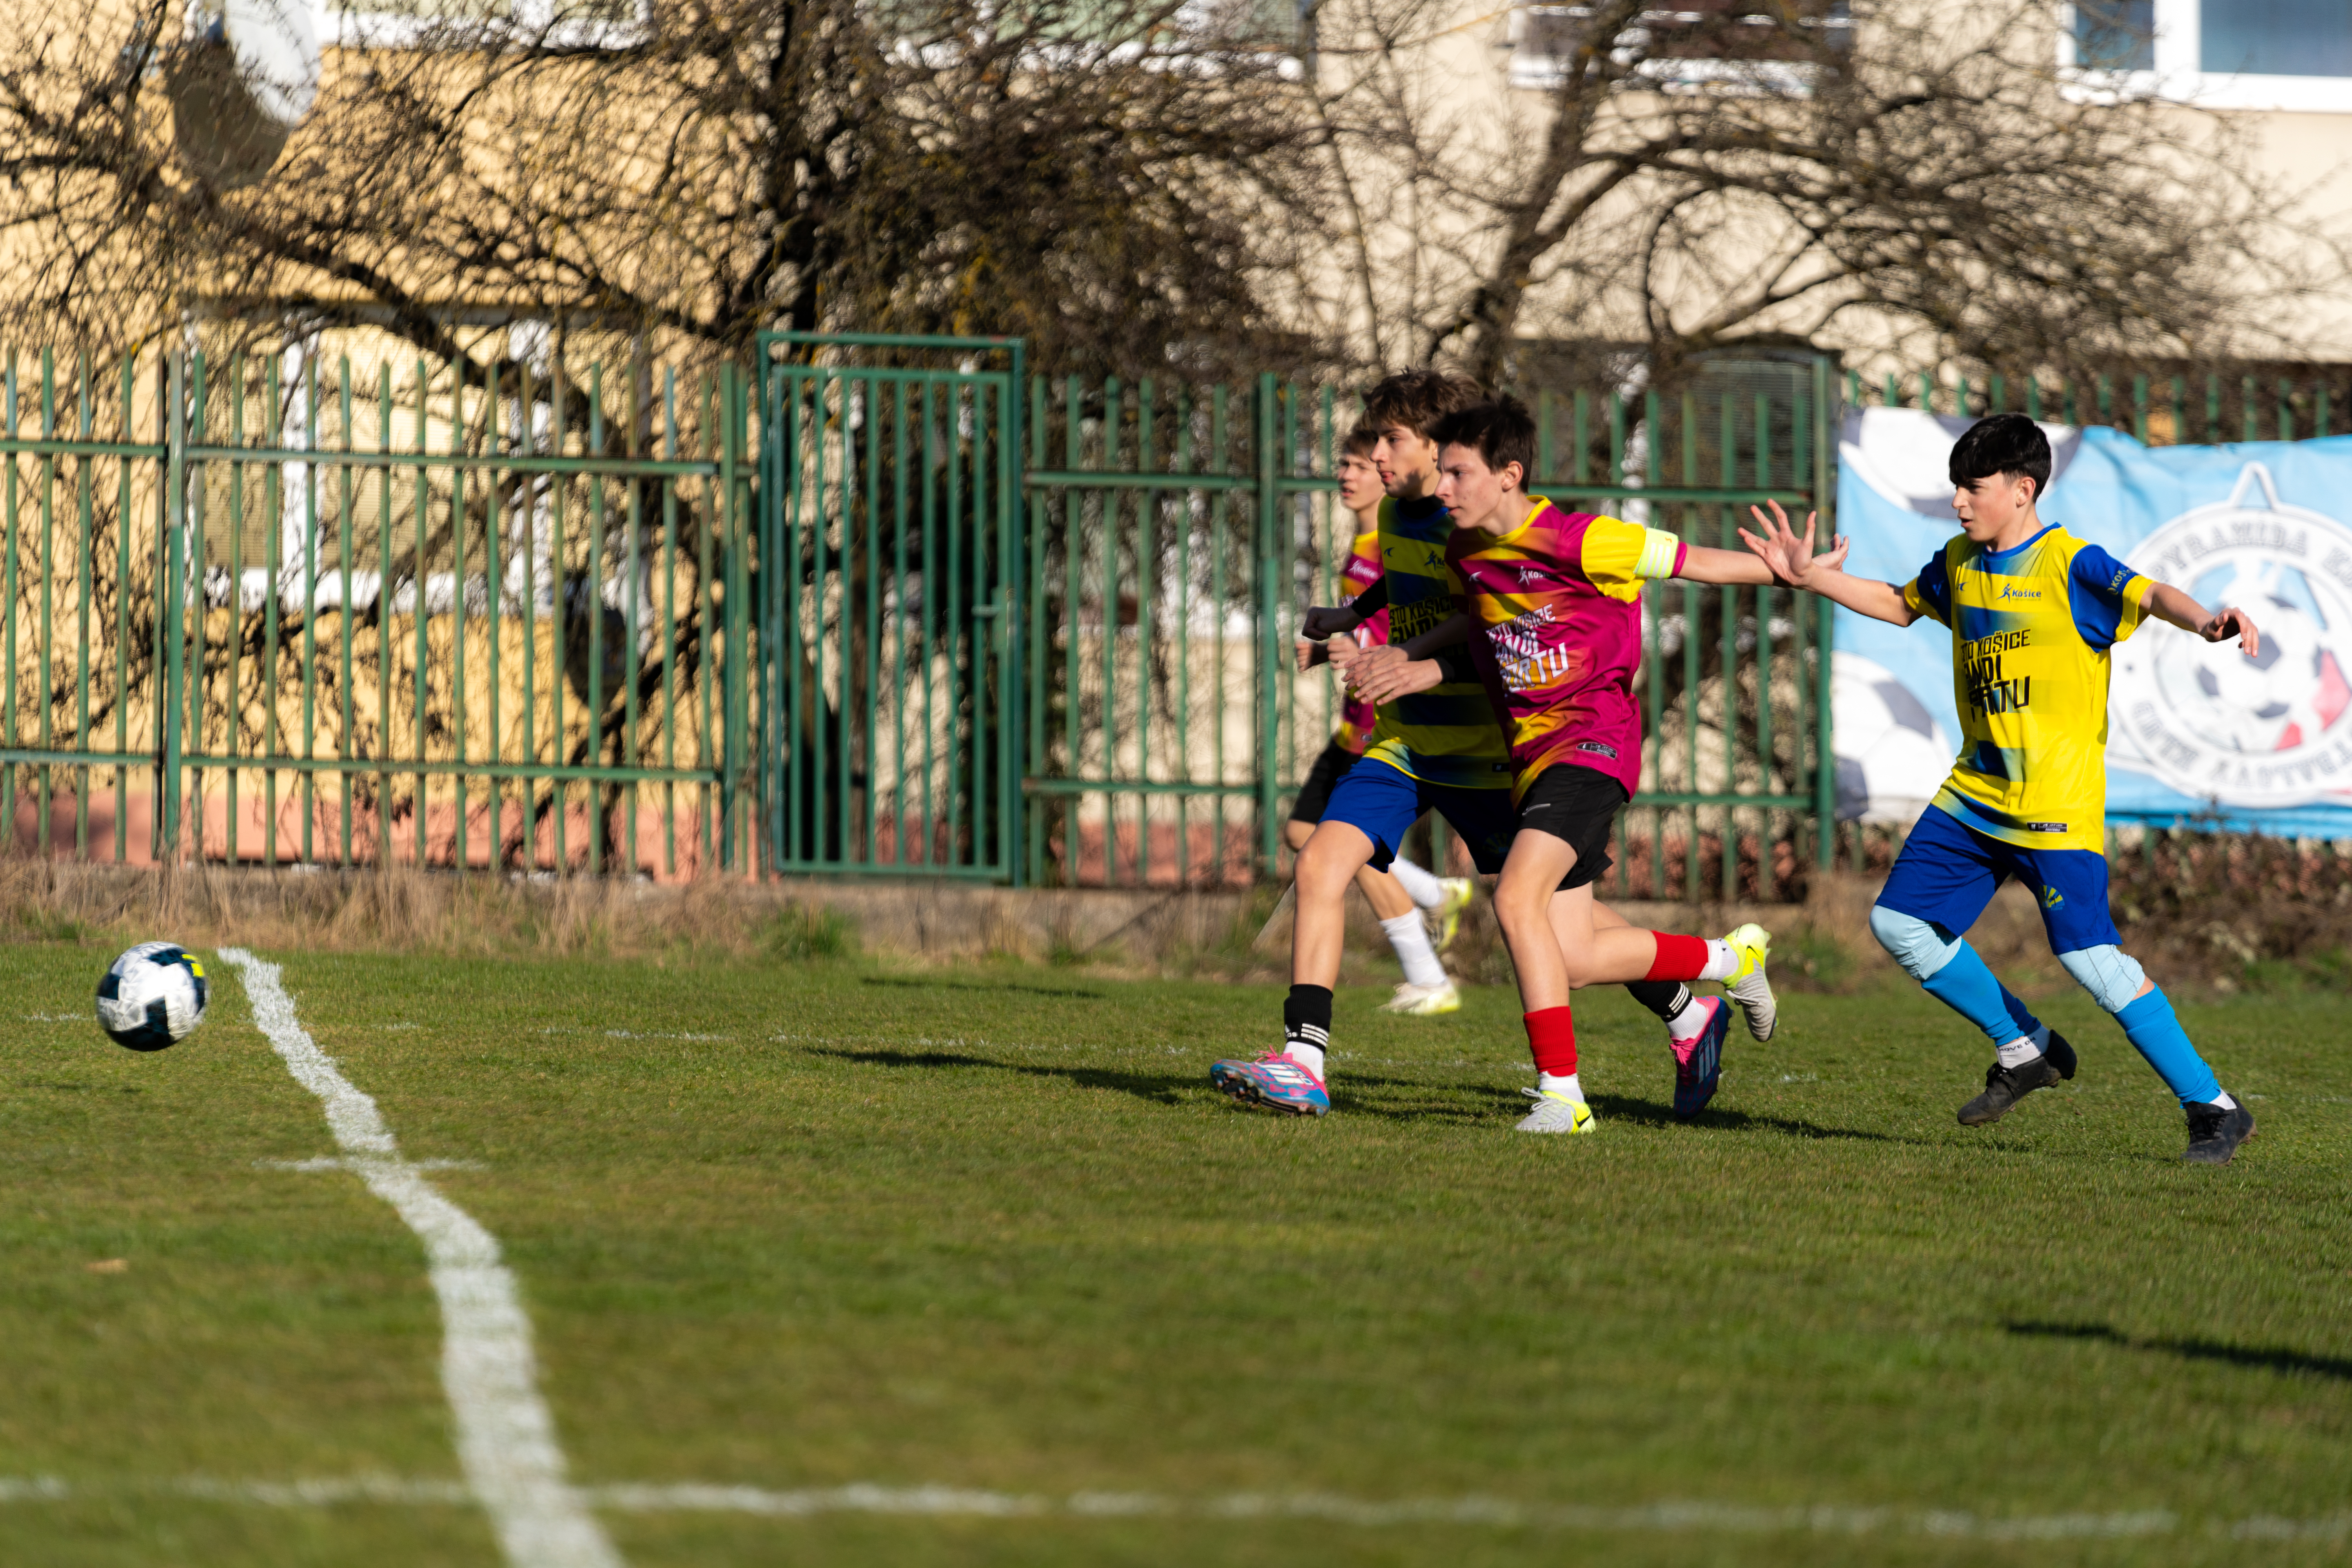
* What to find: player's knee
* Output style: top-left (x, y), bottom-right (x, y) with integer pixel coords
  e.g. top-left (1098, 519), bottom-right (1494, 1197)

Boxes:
top-left (1490, 877), bottom-right (1549, 936)
top-left (1869, 904), bottom-right (1961, 982)
top-left (2058, 944), bottom-right (2147, 1013)
top-left (1294, 831), bottom-right (1362, 897)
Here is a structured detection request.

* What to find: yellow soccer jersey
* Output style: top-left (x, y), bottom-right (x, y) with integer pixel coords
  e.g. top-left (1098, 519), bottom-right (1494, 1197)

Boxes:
top-left (1901, 523), bottom-right (2154, 852)
top-left (1361, 495), bottom-right (1514, 790)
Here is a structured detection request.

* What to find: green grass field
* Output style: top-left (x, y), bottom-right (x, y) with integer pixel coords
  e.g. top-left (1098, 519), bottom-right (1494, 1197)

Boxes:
top-left (3, 934), bottom-right (2349, 1566)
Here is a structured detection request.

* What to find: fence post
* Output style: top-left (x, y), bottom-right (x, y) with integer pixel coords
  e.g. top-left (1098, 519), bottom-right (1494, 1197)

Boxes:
top-left (1004, 343), bottom-right (1028, 886)
top-left (720, 361), bottom-right (745, 875)
top-left (161, 350), bottom-right (188, 862)
top-left (1256, 371), bottom-right (1281, 879)
top-left (1813, 354), bottom-right (1836, 871)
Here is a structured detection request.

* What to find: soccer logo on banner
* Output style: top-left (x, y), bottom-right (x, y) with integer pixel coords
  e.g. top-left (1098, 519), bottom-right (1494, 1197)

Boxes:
top-left (2111, 463), bottom-right (2352, 808)
top-left (1834, 408), bottom-right (2352, 840)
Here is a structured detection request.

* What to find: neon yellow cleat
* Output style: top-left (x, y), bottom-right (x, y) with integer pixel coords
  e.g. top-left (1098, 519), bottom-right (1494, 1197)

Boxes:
top-left (1722, 921), bottom-right (1777, 1042)
top-left (1514, 1088), bottom-right (1596, 1133)
top-left (1426, 878), bottom-right (1476, 953)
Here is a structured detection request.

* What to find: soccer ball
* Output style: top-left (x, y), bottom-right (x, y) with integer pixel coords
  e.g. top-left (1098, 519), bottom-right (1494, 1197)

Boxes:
top-left (95, 942), bottom-right (209, 1053)
top-left (1831, 652), bottom-right (1955, 826)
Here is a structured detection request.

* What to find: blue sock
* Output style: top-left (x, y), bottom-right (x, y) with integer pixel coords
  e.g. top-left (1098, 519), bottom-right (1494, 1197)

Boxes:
top-left (2114, 987), bottom-right (2222, 1107)
top-left (2000, 983), bottom-right (2044, 1044)
top-left (1919, 940), bottom-right (2023, 1051)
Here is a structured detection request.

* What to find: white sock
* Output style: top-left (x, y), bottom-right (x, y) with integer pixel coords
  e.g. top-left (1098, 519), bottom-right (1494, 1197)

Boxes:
top-left (2210, 1089), bottom-right (2238, 1110)
top-left (1665, 996), bottom-right (1710, 1043)
top-left (1381, 913), bottom-right (1448, 987)
top-left (1698, 938), bottom-right (1740, 980)
top-left (1995, 1036), bottom-right (2041, 1069)
top-left (1387, 857), bottom-right (1446, 909)
top-left (2029, 1024), bottom-right (2051, 1052)
top-left (1288, 1041), bottom-right (1327, 1078)
top-left (1538, 1071), bottom-right (1583, 1102)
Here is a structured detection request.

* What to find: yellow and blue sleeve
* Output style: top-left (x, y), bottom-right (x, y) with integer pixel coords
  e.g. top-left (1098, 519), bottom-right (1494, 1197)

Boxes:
top-left (2067, 543), bottom-right (2154, 651)
top-left (1901, 550), bottom-right (1953, 626)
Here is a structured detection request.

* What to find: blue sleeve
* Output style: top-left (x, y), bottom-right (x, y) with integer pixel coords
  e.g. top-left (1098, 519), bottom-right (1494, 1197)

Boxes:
top-left (2067, 544), bottom-right (2149, 652)
top-left (1903, 552), bottom-right (1953, 627)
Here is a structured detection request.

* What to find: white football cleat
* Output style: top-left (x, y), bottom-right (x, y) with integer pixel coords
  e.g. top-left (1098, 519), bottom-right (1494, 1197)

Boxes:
top-left (1514, 1088), bottom-right (1596, 1134)
top-left (1381, 978), bottom-right (1461, 1015)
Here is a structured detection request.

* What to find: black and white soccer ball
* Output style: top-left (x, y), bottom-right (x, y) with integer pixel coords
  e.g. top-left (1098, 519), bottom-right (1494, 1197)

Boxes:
top-left (95, 942), bottom-right (209, 1052)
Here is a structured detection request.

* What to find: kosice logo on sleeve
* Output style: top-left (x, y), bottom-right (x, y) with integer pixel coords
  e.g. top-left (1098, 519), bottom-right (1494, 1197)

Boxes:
top-left (2112, 463), bottom-right (2352, 807)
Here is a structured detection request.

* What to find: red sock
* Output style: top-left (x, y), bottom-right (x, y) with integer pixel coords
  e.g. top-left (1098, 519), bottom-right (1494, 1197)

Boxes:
top-left (1523, 1007), bottom-right (1577, 1076)
top-left (1645, 932), bottom-right (1709, 982)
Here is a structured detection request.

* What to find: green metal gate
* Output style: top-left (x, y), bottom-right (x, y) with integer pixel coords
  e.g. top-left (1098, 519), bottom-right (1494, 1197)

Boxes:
top-left (756, 334), bottom-right (1024, 879)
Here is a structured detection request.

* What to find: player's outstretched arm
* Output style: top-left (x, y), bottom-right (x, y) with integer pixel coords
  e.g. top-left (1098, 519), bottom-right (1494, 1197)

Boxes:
top-left (1675, 544), bottom-right (1775, 586)
top-left (2142, 581), bottom-right (2263, 657)
top-left (1739, 500), bottom-right (1915, 626)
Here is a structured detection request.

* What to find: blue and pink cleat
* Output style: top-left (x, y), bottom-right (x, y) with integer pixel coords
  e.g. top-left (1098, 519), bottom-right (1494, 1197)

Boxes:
top-left (1209, 1051), bottom-right (1331, 1116)
top-left (1671, 996), bottom-right (1732, 1120)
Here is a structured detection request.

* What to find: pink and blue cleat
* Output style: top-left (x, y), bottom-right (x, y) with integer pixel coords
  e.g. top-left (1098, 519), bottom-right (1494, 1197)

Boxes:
top-left (1671, 996), bottom-right (1732, 1120)
top-left (1209, 1051), bottom-right (1331, 1116)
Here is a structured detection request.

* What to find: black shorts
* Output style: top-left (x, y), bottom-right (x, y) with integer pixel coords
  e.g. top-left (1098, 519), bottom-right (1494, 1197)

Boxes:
top-left (1289, 741), bottom-right (1361, 825)
top-left (1514, 762), bottom-right (1627, 891)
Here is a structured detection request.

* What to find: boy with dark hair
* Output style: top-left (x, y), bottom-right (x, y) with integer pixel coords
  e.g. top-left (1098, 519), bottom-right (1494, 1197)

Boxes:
top-left (1289, 424), bottom-right (1475, 1011)
top-left (1743, 411), bottom-right (2261, 1162)
top-left (1350, 396), bottom-right (1780, 1131)
top-left (1210, 372), bottom-right (1701, 1119)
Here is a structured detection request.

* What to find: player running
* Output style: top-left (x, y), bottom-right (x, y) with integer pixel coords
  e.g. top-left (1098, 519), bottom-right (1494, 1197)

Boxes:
top-left (1289, 424), bottom-right (1476, 1014)
top-left (1348, 397), bottom-right (1778, 1131)
top-left (1210, 376), bottom-right (1764, 1126)
top-left (1741, 413), bottom-right (2258, 1164)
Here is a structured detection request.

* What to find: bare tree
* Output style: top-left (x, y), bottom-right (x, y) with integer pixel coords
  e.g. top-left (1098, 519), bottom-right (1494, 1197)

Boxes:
top-left (1305, 0), bottom-right (2342, 385)
top-left (0, 0), bottom-right (1327, 378)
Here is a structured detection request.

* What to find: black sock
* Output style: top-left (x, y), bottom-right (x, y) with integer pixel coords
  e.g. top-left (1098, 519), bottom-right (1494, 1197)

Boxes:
top-left (1624, 979), bottom-right (1691, 1023)
top-left (1284, 984), bottom-right (1333, 1055)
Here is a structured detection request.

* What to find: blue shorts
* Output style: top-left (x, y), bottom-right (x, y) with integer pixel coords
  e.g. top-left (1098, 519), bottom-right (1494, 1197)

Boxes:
top-left (1877, 804), bottom-right (2120, 956)
top-left (1319, 757), bottom-right (1517, 875)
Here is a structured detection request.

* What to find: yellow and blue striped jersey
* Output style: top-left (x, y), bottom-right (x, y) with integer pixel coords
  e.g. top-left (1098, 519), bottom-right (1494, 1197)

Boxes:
top-left (1901, 523), bottom-right (2154, 853)
top-left (1361, 495), bottom-right (1513, 790)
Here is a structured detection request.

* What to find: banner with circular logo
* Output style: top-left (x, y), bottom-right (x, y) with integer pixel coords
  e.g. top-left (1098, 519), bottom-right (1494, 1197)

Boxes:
top-left (1835, 409), bottom-right (2352, 839)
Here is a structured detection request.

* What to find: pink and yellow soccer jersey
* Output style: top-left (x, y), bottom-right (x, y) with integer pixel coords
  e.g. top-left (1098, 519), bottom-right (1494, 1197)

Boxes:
top-left (1332, 528), bottom-right (1388, 755)
top-left (1901, 522), bottom-right (2154, 854)
top-left (1446, 501), bottom-right (1687, 803)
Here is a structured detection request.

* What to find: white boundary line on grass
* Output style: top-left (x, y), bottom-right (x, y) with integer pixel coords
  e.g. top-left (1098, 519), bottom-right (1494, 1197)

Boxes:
top-left (218, 950), bottom-right (624, 1568)
top-left (2, 1475), bottom-right (2349, 1543)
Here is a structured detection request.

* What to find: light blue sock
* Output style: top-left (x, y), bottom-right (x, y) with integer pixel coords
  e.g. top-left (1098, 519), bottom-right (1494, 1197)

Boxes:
top-left (1918, 940), bottom-right (2021, 1051)
top-left (2114, 987), bottom-right (2223, 1108)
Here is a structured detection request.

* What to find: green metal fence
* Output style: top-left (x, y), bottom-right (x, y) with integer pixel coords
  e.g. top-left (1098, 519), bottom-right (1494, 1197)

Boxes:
top-left (887, 350), bottom-right (1840, 897)
top-left (5, 334), bottom-right (1840, 897)
top-left (0, 344), bottom-right (753, 877)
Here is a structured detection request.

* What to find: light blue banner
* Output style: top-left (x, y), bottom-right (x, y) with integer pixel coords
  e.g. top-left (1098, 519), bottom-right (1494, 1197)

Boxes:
top-left (1833, 408), bottom-right (2352, 839)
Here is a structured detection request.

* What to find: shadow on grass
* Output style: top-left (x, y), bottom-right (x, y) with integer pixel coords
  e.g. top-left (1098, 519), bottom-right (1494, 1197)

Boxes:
top-left (858, 976), bottom-right (1107, 1001)
top-left (806, 1045), bottom-right (1910, 1140)
top-left (2005, 1320), bottom-right (2352, 1381)
top-left (808, 1045), bottom-right (1192, 1106)
top-left (1586, 1092), bottom-right (1916, 1143)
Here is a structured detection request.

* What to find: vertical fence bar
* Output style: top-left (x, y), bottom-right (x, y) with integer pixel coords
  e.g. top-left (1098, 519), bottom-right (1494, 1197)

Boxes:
top-left (1255, 372), bottom-right (1280, 878)
top-left (118, 351), bottom-right (138, 863)
top-left (1810, 358), bottom-right (1834, 872)
top-left (162, 351), bottom-right (188, 859)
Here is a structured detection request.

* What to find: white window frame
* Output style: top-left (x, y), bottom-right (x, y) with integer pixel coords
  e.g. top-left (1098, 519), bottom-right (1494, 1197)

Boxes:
top-left (319, 0), bottom-right (652, 52)
top-left (1504, 6), bottom-right (1852, 96)
top-left (2060, 0), bottom-right (2352, 116)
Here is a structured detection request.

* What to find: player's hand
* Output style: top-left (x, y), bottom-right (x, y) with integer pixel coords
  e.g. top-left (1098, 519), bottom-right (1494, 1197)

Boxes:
top-left (1347, 645), bottom-right (1442, 704)
top-left (1738, 500), bottom-right (1844, 587)
top-left (1294, 637), bottom-right (1329, 673)
top-left (2199, 605), bottom-right (2262, 657)
top-left (1299, 605), bottom-right (1361, 642)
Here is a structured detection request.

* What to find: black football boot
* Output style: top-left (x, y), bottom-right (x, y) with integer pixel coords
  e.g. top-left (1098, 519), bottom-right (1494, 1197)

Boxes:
top-left (1956, 1031), bottom-right (2078, 1127)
